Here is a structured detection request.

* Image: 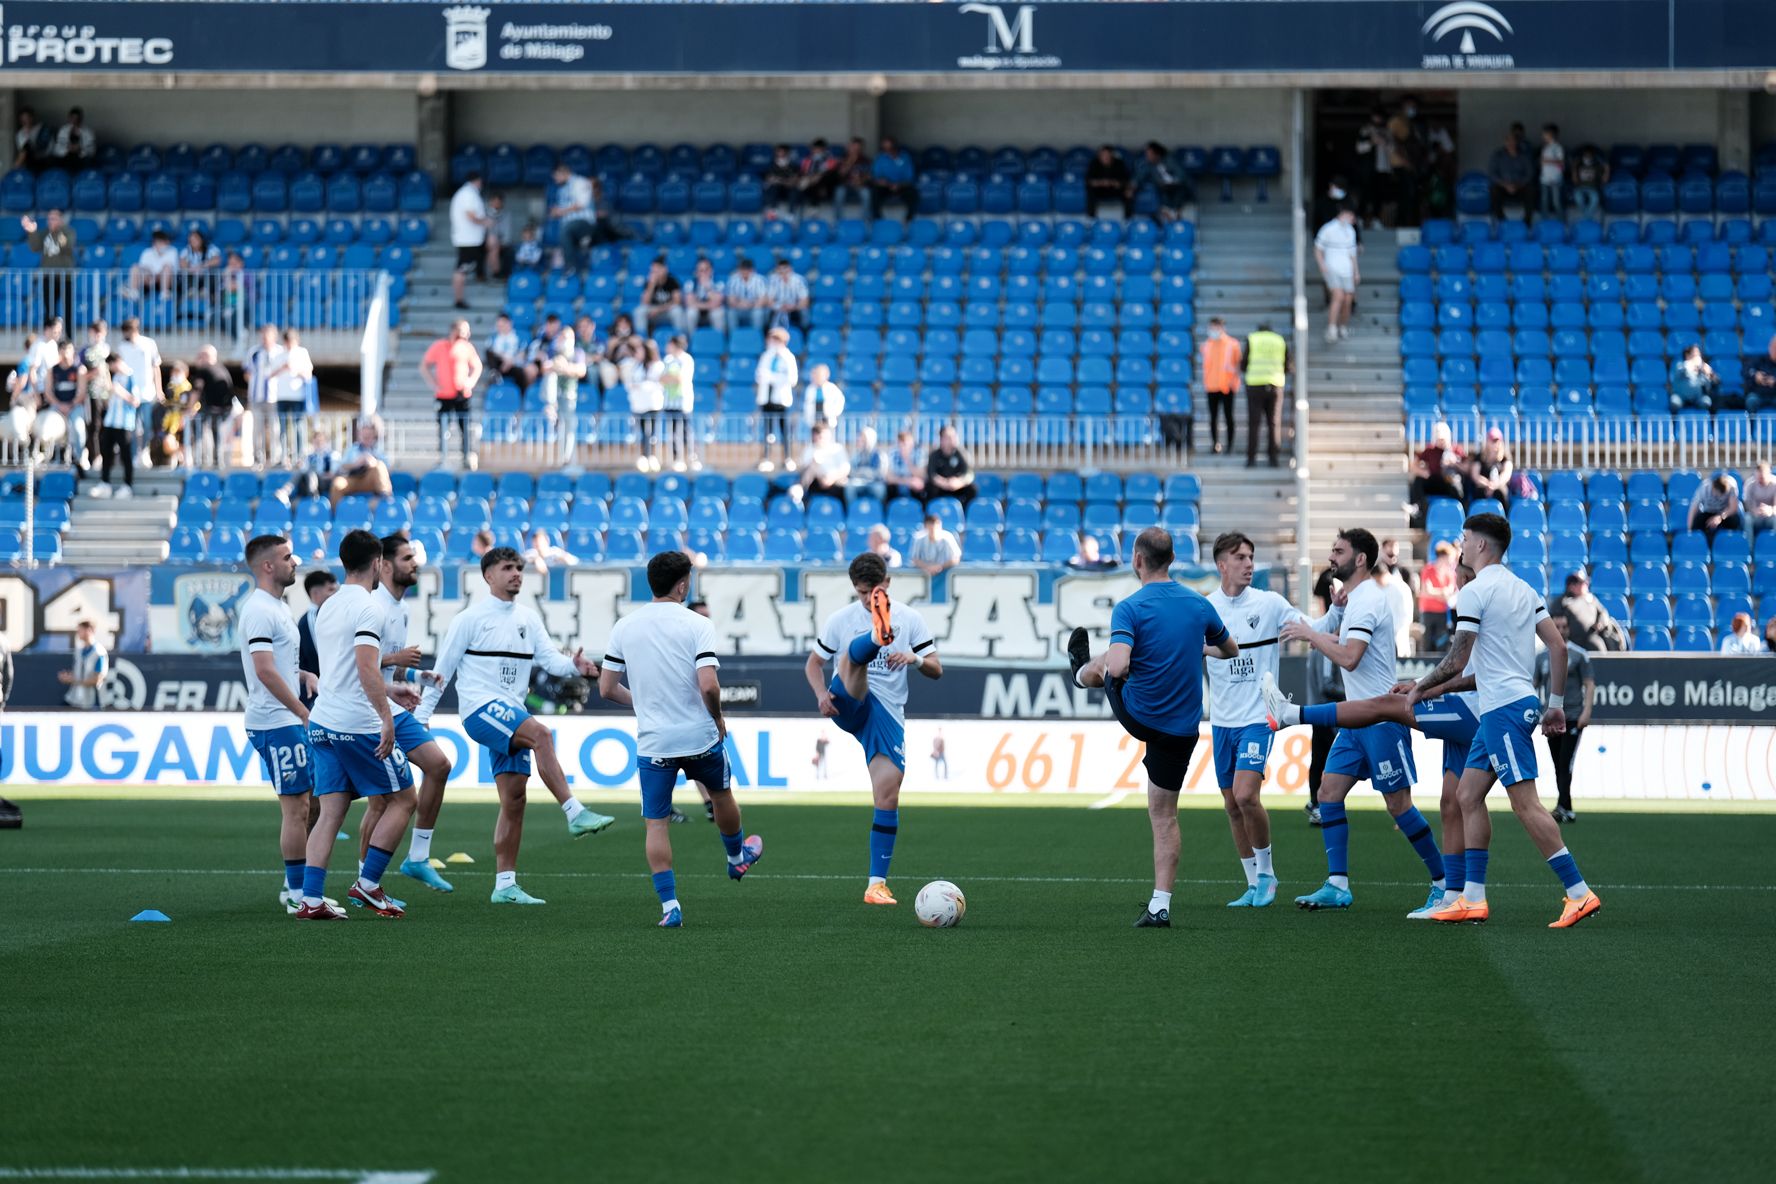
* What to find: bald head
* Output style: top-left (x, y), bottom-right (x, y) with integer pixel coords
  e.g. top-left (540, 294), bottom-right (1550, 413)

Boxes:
top-left (1132, 527), bottom-right (1174, 577)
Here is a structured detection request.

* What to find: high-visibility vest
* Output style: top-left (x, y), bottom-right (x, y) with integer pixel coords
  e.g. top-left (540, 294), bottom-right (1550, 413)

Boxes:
top-left (1200, 334), bottom-right (1242, 395)
top-left (1245, 331), bottom-right (1287, 388)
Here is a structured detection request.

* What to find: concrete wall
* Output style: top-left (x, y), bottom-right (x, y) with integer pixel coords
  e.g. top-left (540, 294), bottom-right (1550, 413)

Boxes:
top-left (1455, 89), bottom-right (1731, 171)
top-left (452, 89), bottom-right (857, 148)
top-left (14, 88), bottom-right (419, 146)
top-left (882, 88), bottom-right (1294, 156)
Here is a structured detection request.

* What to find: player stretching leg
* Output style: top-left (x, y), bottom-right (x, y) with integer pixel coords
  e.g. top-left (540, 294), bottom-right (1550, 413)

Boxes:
top-left (416, 547), bottom-right (613, 905)
top-left (1276, 528), bottom-right (1446, 912)
top-left (804, 552), bottom-right (942, 906)
top-left (1419, 514), bottom-right (1602, 927)
top-left (1206, 531), bottom-right (1344, 908)
top-left (239, 534), bottom-right (329, 914)
top-left (300, 530), bottom-right (417, 920)
top-left (600, 551), bottom-right (762, 927)
top-left (1068, 527), bottom-right (1238, 928)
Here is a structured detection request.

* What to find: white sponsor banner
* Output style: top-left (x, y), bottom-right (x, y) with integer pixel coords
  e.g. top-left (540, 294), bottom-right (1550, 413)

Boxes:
top-left (2, 714), bottom-right (1772, 802)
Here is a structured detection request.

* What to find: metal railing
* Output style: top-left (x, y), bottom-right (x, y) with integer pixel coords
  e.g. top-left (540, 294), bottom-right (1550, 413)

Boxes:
top-left (1407, 413), bottom-right (1776, 474)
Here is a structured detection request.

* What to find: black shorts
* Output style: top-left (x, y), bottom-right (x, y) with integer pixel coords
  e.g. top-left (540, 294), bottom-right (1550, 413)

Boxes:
top-left (455, 245), bottom-right (484, 276)
top-left (1104, 676), bottom-right (1200, 792)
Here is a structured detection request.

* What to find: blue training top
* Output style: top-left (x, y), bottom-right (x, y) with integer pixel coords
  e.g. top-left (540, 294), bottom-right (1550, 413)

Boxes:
top-left (1110, 580), bottom-right (1229, 734)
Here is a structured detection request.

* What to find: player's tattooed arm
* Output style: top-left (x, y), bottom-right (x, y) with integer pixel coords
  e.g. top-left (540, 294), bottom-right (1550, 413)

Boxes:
top-left (1412, 631), bottom-right (1474, 703)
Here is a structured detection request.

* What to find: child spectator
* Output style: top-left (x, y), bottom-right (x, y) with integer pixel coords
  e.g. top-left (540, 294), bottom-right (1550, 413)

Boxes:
top-left (1538, 124), bottom-right (1566, 218)
top-left (513, 222), bottom-right (544, 271)
top-left (754, 326), bottom-right (797, 472)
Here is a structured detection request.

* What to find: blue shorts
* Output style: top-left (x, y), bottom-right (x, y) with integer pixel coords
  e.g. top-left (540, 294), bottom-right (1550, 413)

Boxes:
top-left (828, 675), bottom-right (906, 771)
top-left (248, 725), bottom-right (314, 796)
top-left (638, 742), bottom-right (729, 820)
top-left (1413, 692), bottom-right (1480, 779)
top-left (392, 711), bottom-right (437, 756)
top-left (1211, 724), bottom-right (1273, 790)
top-left (463, 700), bottom-right (533, 778)
top-left (309, 725), bottom-right (413, 797)
top-left (1325, 721), bottom-right (1417, 795)
top-left (1466, 696), bottom-right (1543, 785)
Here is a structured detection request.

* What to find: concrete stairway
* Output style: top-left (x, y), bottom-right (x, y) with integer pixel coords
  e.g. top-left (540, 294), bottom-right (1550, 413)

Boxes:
top-left (60, 469), bottom-right (181, 566)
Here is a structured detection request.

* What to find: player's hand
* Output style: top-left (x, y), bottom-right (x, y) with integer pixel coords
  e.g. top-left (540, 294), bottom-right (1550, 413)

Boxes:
top-left (418, 669), bottom-right (444, 687)
top-left (714, 715), bottom-right (728, 743)
top-left (572, 648), bottom-right (598, 677)
top-left (390, 684), bottom-right (421, 711)
top-left (294, 707), bottom-right (309, 727)
top-left (1279, 620), bottom-right (1314, 644)
top-left (299, 671), bottom-right (319, 696)
top-left (375, 717), bottom-right (395, 759)
top-left (1541, 705), bottom-right (1567, 736)
top-left (19, 215), bottom-right (35, 233)
top-left (1404, 683), bottom-right (1426, 707)
top-left (815, 690), bottom-right (839, 718)
top-left (1390, 679), bottom-right (1417, 696)
top-left (884, 651), bottom-right (919, 669)
top-left (1330, 583), bottom-right (1349, 607)
top-left (388, 645), bottom-right (423, 669)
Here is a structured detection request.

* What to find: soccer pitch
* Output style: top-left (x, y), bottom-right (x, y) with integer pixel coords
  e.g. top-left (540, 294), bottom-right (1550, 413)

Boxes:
top-left (2, 798), bottom-right (1770, 1183)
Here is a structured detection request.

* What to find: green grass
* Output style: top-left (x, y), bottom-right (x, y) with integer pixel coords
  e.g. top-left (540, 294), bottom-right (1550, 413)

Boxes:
top-left (1, 798), bottom-right (1770, 1183)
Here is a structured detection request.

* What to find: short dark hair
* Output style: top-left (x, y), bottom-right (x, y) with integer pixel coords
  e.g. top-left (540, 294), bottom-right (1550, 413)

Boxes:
top-left (480, 546), bottom-right (521, 575)
top-left (848, 551), bottom-right (889, 589)
top-left (1565, 570), bottom-right (1588, 587)
top-left (380, 531), bottom-right (411, 562)
top-left (1336, 527), bottom-right (1379, 571)
top-left (1132, 526), bottom-right (1175, 571)
top-left (245, 534), bottom-right (288, 566)
top-left (1212, 531), bottom-right (1255, 561)
top-left (647, 550), bottom-right (694, 597)
top-left (337, 529), bottom-right (381, 574)
top-left (922, 513), bottom-right (939, 526)
top-left (1462, 512), bottom-right (1513, 556)
top-left (304, 570), bottom-right (338, 595)
top-left (1313, 567), bottom-right (1338, 603)
top-left (463, 170), bottom-right (482, 184)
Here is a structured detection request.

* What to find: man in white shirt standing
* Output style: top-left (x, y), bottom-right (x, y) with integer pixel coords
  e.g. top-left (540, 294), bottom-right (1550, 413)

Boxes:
top-left (754, 326), bottom-right (797, 472)
top-left (244, 323), bottom-right (287, 468)
top-left (801, 362), bottom-right (846, 431)
top-left (277, 328), bottom-right (314, 466)
top-left (449, 171), bottom-right (492, 311)
top-left (1313, 204), bottom-right (1361, 343)
top-left (59, 619), bottom-right (109, 709)
top-left (600, 550), bottom-right (763, 927)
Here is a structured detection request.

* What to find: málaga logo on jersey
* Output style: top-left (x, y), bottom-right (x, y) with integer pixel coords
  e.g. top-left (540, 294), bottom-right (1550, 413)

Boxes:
top-left (1420, 1), bottom-right (1516, 70)
top-left (1246, 613), bottom-right (1260, 630)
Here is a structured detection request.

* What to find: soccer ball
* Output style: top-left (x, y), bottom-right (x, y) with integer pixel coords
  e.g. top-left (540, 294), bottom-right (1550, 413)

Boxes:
top-left (914, 880), bottom-right (966, 928)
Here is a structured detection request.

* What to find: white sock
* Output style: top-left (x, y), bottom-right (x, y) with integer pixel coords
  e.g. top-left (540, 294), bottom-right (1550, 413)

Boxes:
top-left (1442, 889), bottom-right (1462, 905)
top-left (868, 875), bottom-right (886, 886)
top-left (407, 828), bottom-right (433, 863)
top-left (1253, 845), bottom-right (1274, 877)
top-left (561, 797), bottom-right (585, 822)
top-left (302, 894), bottom-right (323, 907)
top-left (494, 870), bottom-right (517, 891)
top-left (1463, 881), bottom-right (1487, 904)
top-left (1433, 877), bottom-right (1446, 891)
top-left (662, 898), bottom-right (681, 916)
top-left (1239, 856), bottom-right (1259, 887)
top-left (1328, 874), bottom-right (1350, 891)
top-left (355, 874), bottom-right (379, 892)
top-left (1566, 879), bottom-right (1591, 901)
top-left (1278, 700), bottom-right (1302, 727)
top-left (728, 850), bottom-right (746, 865)
top-left (1148, 889), bottom-right (1172, 913)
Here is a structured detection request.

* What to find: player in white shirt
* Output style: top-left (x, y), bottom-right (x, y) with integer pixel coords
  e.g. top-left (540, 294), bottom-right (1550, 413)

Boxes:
top-left (599, 551), bottom-right (763, 927)
top-left (1312, 205), bottom-right (1361, 342)
top-left (415, 547), bottom-right (613, 905)
top-left (299, 530), bottom-right (417, 920)
top-left (238, 534), bottom-right (324, 915)
top-left (803, 552), bottom-right (943, 906)
top-left (1277, 528), bottom-right (1448, 913)
top-left (448, 172), bottom-right (492, 310)
top-left (1412, 513), bottom-right (1602, 928)
top-left (1205, 531), bottom-right (1340, 908)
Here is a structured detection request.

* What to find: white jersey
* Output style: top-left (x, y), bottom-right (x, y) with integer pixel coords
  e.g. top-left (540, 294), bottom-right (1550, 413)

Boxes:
top-left (1205, 587), bottom-right (1310, 728)
top-left (239, 588), bottom-right (302, 731)
top-left (1338, 578), bottom-right (1399, 702)
top-left (373, 584), bottom-right (415, 718)
top-left (814, 598), bottom-right (935, 725)
top-left (603, 601), bottom-right (721, 758)
top-left (307, 584), bottom-right (387, 734)
top-left (416, 595), bottom-right (576, 725)
top-left (1454, 564), bottom-right (1551, 715)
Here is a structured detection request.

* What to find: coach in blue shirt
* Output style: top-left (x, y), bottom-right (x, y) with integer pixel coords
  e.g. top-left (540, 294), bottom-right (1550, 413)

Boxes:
top-left (1068, 526), bottom-right (1237, 927)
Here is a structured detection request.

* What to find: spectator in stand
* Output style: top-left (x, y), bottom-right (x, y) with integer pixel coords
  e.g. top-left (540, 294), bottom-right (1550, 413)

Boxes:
top-left (1085, 145), bottom-right (1131, 218)
top-left (277, 329), bottom-right (313, 463)
top-left (329, 417), bottom-right (393, 506)
top-left (763, 144), bottom-right (801, 214)
top-left (1487, 124), bottom-right (1536, 222)
top-left (1386, 101), bottom-right (1424, 226)
top-left (635, 256), bottom-right (681, 338)
top-left (574, 315), bottom-right (607, 397)
top-left (1408, 422), bottom-right (1466, 524)
top-left (95, 354), bottom-right (141, 498)
top-left (244, 323), bottom-right (287, 468)
top-left (23, 315), bottom-right (63, 401)
top-left (887, 428), bottom-right (926, 501)
top-left (296, 427), bottom-right (336, 501)
top-left (449, 172), bottom-right (492, 310)
top-left (1535, 615), bottom-right (1593, 823)
top-left (1466, 427), bottom-right (1515, 505)
top-left (680, 257), bottom-right (726, 334)
top-left (13, 107), bottom-right (50, 169)
top-left (1131, 141), bottom-right (1193, 221)
top-left (926, 424), bottom-right (977, 507)
top-left (218, 251), bottom-right (247, 339)
top-left (1742, 334), bottom-right (1776, 414)
top-left (848, 425), bottom-right (890, 504)
top-left (484, 313), bottom-right (525, 385)
top-left (594, 313), bottom-right (635, 392)
top-left (1066, 534), bottom-right (1119, 571)
top-left (178, 228), bottom-right (222, 292)
top-left (114, 317), bottom-right (162, 412)
top-left (1241, 321), bottom-right (1288, 468)
top-left (513, 222), bottom-right (544, 272)
top-left (1688, 473), bottom-right (1743, 540)
top-left (801, 362), bottom-right (845, 431)
top-left (51, 108), bottom-right (96, 165)
top-left (1199, 316), bottom-right (1241, 455)
top-left (621, 336), bottom-right (665, 473)
top-left (798, 139), bottom-right (841, 209)
top-left (725, 257), bottom-right (768, 331)
top-left (754, 326), bottom-right (797, 472)
top-left (1670, 344), bottom-right (1718, 413)
top-left (909, 513), bottom-right (962, 575)
top-left (1744, 460), bottom-right (1776, 532)
top-left (483, 192), bottom-right (510, 280)
top-left (660, 334), bottom-right (697, 473)
top-left (548, 162), bottom-right (606, 271)
top-left (541, 326), bottom-right (586, 451)
top-left (523, 528), bottom-right (580, 576)
top-left (43, 340), bottom-right (88, 472)
top-left (420, 319), bottom-right (482, 468)
top-left (526, 312), bottom-right (566, 389)
top-left (796, 423), bottom-right (851, 507)
top-left (867, 523), bottom-right (902, 569)
top-left (1537, 124), bottom-right (1567, 219)
top-left (159, 358), bottom-right (191, 469)
top-left (834, 137), bottom-right (873, 219)
top-left (21, 209), bottom-right (76, 317)
top-left (1720, 613), bottom-right (1765, 656)
top-left (1312, 206), bottom-right (1360, 343)
top-left (872, 137), bottom-right (918, 217)
top-left (59, 620), bottom-right (108, 709)
top-left (1354, 107), bottom-right (1394, 226)
top-left (470, 529), bottom-right (496, 560)
top-left (1418, 541), bottom-right (1459, 651)
top-left (1555, 571), bottom-right (1628, 652)
top-left (1569, 144), bottom-right (1608, 218)
top-left (128, 230), bottom-right (179, 299)
top-left (766, 258), bottom-right (811, 332)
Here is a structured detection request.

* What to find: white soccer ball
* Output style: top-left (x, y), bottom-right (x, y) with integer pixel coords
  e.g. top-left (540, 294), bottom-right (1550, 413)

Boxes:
top-left (914, 880), bottom-right (966, 928)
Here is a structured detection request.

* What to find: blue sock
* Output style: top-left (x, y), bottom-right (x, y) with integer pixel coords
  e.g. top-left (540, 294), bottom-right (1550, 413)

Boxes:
top-left (1466, 848), bottom-right (1490, 887)
top-left (1394, 807), bottom-right (1445, 882)
top-left (1302, 702), bottom-right (1338, 728)
top-left (720, 828), bottom-right (744, 858)
top-left (1443, 848), bottom-right (1466, 893)
top-left (848, 632), bottom-right (883, 665)
top-left (869, 808), bottom-right (899, 880)
top-left (1547, 848), bottom-right (1585, 891)
top-left (302, 865), bottom-right (326, 900)
top-left (652, 870), bottom-right (677, 905)
top-left (1318, 800), bottom-right (1349, 877)
top-left (360, 844), bottom-right (394, 887)
top-left (283, 859), bottom-right (304, 891)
